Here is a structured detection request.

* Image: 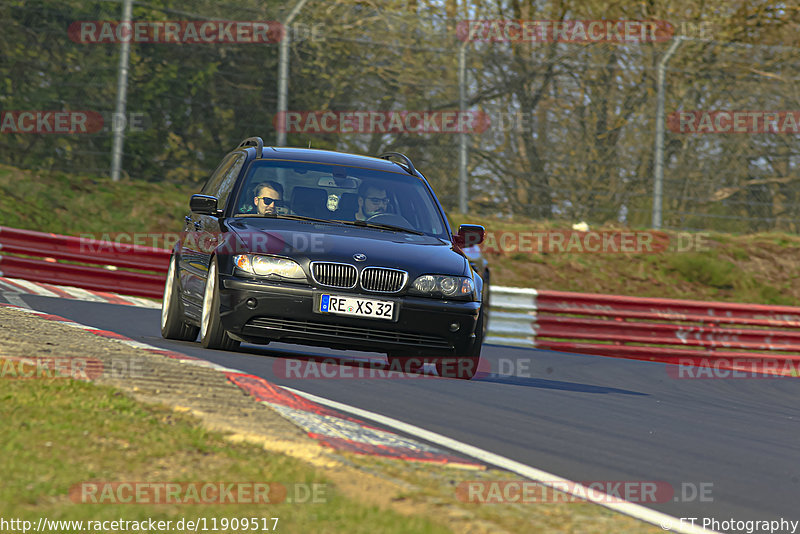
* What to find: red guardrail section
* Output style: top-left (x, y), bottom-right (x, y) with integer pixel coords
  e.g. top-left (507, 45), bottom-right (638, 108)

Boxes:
top-left (536, 289), bottom-right (800, 325)
top-left (530, 290), bottom-right (800, 374)
top-left (0, 226), bottom-right (170, 299)
top-left (535, 315), bottom-right (800, 352)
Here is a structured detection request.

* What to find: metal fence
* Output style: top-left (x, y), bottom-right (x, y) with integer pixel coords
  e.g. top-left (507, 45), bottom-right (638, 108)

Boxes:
top-left (2, 0), bottom-right (799, 233)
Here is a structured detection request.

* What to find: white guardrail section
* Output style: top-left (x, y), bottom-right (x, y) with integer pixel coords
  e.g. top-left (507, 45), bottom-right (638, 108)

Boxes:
top-left (485, 285), bottom-right (538, 348)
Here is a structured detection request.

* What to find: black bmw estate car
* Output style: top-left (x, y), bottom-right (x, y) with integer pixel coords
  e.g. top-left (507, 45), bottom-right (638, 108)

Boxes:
top-left (161, 137), bottom-right (487, 379)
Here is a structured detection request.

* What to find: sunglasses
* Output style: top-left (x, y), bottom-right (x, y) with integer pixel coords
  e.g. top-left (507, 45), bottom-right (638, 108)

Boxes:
top-left (366, 197), bottom-right (389, 204)
top-left (257, 196), bottom-right (284, 206)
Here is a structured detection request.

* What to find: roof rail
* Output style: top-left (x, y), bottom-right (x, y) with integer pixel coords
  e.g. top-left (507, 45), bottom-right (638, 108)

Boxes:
top-left (238, 137), bottom-right (264, 159)
top-left (378, 152), bottom-right (416, 176)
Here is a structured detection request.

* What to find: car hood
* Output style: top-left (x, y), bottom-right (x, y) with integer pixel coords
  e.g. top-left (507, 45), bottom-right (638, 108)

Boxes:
top-left (227, 218), bottom-right (469, 277)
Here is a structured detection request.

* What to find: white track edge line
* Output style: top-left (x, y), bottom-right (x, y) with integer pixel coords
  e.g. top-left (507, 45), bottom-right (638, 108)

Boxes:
top-left (0, 278), bottom-right (23, 292)
top-left (57, 285), bottom-right (108, 302)
top-left (6, 278), bottom-right (60, 298)
top-left (2, 293), bottom-right (30, 308)
top-left (282, 386), bottom-right (717, 534)
top-left (1, 277), bottom-right (158, 307)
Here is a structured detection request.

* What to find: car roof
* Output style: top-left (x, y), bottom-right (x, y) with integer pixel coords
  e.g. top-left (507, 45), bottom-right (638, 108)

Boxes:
top-left (256, 146), bottom-right (419, 176)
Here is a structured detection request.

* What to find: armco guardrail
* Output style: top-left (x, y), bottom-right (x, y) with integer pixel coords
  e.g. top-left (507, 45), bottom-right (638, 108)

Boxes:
top-left (0, 226), bottom-right (169, 299)
top-left (487, 286), bottom-right (800, 367)
top-left (4, 226), bottom-right (800, 369)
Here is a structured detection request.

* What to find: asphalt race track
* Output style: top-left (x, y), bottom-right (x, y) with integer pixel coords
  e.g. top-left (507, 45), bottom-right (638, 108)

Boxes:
top-left (8, 293), bottom-right (800, 531)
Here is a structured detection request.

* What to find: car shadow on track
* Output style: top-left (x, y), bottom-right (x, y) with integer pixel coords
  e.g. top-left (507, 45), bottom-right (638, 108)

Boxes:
top-left (243, 345), bottom-right (436, 377)
top-left (476, 373), bottom-right (647, 396)
top-left (243, 346), bottom-right (646, 395)
top-left (162, 340), bottom-right (647, 394)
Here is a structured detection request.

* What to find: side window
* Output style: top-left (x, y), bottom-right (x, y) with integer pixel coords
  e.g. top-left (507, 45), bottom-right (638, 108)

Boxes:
top-left (216, 155), bottom-right (245, 209)
top-left (201, 154), bottom-right (237, 196)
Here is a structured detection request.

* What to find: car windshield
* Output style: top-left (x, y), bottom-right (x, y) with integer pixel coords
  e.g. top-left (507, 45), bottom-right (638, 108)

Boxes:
top-left (233, 159), bottom-right (449, 239)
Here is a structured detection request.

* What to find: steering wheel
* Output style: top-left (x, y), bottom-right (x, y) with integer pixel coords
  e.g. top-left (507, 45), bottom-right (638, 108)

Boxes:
top-left (366, 212), bottom-right (412, 227)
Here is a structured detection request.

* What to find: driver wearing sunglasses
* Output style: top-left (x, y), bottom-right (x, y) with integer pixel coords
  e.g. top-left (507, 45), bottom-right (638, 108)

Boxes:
top-left (253, 181), bottom-right (284, 215)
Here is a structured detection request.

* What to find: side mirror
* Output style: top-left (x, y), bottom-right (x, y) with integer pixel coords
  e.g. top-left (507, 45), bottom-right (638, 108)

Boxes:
top-left (453, 224), bottom-right (485, 248)
top-left (190, 194), bottom-right (218, 215)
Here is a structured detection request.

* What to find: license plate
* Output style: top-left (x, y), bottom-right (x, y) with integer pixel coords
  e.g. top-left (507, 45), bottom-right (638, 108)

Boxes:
top-left (319, 294), bottom-right (395, 320)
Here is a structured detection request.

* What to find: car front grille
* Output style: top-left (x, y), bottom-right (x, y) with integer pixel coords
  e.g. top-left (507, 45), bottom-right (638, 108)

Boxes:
top-left (361, 267), bottom-right (407, 293)
top-left (311, 262), bottom-right (357, 288)
top-left (244, 317), bottom-right (452, 349)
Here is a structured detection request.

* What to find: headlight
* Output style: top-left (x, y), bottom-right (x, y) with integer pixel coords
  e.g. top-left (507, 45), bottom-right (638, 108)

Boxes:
top-left (439, 276), bottom-right (457, 295)
top-left (235, 254), bottom-right (253, 273)
top-left (414, 275), bottom-right (436, 293)
top-left (234, 254), bottom-right (306, 281)
top-left (410, 274), bottom-right (474, 299)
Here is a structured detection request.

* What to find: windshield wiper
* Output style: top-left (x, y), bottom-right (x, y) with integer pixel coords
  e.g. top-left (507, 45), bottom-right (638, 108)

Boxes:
top-left (341, 220), bottom-right (425, 235)
top-left (238, 213), bottom-right (334, 224)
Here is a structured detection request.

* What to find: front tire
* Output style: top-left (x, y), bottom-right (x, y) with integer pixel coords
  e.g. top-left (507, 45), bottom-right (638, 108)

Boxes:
top-left (200, 260), bottom-right (240, 351)
top-left (161, 255), bottom-right (200, 341)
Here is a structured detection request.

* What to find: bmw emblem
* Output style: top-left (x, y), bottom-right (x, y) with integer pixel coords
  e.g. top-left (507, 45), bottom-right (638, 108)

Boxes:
top-left (353, 253), bottom-right (367, 262)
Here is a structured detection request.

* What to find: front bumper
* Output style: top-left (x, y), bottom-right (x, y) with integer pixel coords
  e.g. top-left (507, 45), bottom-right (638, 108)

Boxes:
top-left (218, 275), bottom-right (480, 355)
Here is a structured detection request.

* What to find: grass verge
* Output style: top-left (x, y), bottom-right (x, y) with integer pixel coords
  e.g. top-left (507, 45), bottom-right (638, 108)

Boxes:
top-left (0, 375), bottom-right (447, 534)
